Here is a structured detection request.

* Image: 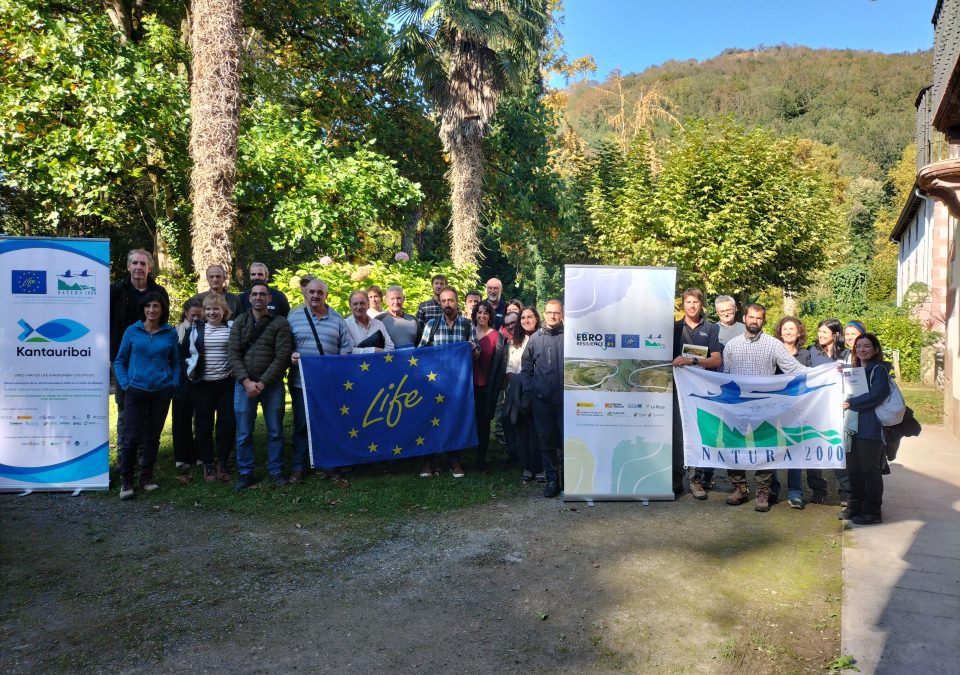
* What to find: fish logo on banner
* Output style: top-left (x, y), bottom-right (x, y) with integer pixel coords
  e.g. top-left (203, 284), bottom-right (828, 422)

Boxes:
top-left (674, 364), bottom-right (845, 470)
top-left (300, 342), bottom-right (478, 469)
top-left (17, 318), bottom-right (90, 343)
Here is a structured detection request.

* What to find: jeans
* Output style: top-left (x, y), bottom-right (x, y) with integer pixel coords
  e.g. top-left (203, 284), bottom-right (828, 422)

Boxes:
top-left (193, 377), bottom-right (236, 467)
top-left (532, 396), bottom-right (562, 483)
top-left (289, 385), bottom-right (311, 473)
top-left (234, 381), bottom-right (285, 477)
top-left (786, 468), bottom-right (828, 501)
top-left (118, 387), bottom-right (172, 477)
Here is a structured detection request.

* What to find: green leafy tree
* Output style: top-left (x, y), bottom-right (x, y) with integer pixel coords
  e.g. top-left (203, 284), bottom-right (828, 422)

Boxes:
top-left (390, 0), bottom-right (549, 269)
top-left (233, 102), bottom-right (423, 265)
top-left (585, 118), bottom-right (842, 301)
top-left (0, 1), bottom-right (190, 271)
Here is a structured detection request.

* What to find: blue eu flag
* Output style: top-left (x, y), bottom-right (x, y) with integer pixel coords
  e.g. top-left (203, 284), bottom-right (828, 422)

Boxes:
top-left (300, 342), bottom-right (478, 469)
top-left (12, 270), bottom-right (46, 294)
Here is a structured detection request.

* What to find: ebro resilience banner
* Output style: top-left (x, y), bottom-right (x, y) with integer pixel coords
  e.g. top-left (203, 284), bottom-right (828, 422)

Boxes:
top-left (562, 265), bottom-right (676, 501)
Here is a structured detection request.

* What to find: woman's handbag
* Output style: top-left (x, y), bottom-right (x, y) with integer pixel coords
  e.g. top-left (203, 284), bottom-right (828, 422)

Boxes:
top-left (873, 367), bottom-right (906, 427)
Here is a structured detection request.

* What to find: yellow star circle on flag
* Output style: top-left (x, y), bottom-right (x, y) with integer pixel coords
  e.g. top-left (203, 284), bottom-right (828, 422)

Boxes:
top-left (393, 446), bottom-right (402, 455)
top-left (431, 417), bottom-right (440, 427)
top-left (349, 428), bottom-right (359, 438)
top-left (415, 436), bottom-right (425, 446)
top-left (384, 354), bottom-right (394, 363)
top-left (427, 371), bottom-right (437, 381)
top-left (408, 356), bottom-right (418, 366)
top-left (368, 443), bottom-right (378, 453)
top-left (339, 405), bottom-right (349, 415)
top-left (435, 394), bottom-right (445, 404)
top-left (360, 362), bottom-right (370, 372)
top-left (343, 380), bottom-right (353, 390)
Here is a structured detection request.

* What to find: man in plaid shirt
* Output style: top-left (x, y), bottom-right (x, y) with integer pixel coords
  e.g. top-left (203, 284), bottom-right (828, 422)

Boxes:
top-left (417, 286), bottom-right (473, 477)
top-left (415, 274), bottom-right (447, 327)
top-left (722, 302), bottom-right (809, 512)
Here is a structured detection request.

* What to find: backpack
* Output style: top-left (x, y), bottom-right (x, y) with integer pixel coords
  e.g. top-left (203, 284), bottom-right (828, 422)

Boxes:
top-left (871, 366), bottom-right (906, 427)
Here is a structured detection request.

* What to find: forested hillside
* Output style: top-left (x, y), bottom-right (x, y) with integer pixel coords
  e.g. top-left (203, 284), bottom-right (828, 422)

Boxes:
top-left (565, 46), bottom-right (931, 178)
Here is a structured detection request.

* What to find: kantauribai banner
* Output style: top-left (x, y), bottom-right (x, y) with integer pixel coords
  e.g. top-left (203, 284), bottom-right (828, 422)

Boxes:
top-left (0, 237), bottom-right (110, 491)
top-left (674, 363), bottom-right (845, 471)
top-left (563, 265), bottom-right (677, 501)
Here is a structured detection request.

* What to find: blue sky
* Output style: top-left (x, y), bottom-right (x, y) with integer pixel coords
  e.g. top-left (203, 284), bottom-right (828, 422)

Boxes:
top-left (556, 0), bottom-right (935, 84)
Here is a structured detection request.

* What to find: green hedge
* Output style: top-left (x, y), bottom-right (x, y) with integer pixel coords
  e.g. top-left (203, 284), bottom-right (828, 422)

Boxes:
top-left (797, 305), bottom-right (925, 381)
top-left (274, 260), bottom-right (479, 317)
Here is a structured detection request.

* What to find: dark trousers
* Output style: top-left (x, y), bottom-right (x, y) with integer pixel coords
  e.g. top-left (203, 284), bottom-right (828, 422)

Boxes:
top-left (504, 410), bottom-right (541, 474)
top-left (728, 469), bottom-right (774, 489)
top-left (192, 377), bottom-right (236, 467)
top-left (118, 387), bottom-right (172, 477)
top-left (532, 396), bottom-right (562, 483)
top-left (172, 386), bottom-right (196, 465)
top-left (847, 437), bottom-right (885, 515)
top-left (474, 385), bottom-right (493, 468)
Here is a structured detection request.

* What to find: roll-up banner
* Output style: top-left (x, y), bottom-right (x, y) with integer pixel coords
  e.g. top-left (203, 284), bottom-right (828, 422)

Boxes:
top-left (0, 237), bottom-right (111, 491)
top-left (563, 265), bottom-right (676, 501)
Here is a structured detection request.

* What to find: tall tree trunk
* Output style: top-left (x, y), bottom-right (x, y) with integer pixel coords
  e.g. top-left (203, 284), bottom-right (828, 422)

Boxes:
top-left (189, 0), bottom-right (242, 291)
top-left (446, 134), bottom-right (484, 269)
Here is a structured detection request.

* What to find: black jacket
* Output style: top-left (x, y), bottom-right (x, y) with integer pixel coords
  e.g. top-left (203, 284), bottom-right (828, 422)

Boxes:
top-left (109, 273), bottom-right (169, 361)
top-left (521, 322), bottom-right (564, 405)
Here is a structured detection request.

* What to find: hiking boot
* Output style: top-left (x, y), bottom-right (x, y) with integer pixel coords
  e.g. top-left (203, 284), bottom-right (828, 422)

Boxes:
top-left (271, 474), bottom-right (289, 487)
top-left (852, 513), bottom-right (882, 526)
top-left (139, 468), bottom-right (159, 492)
top-left (119, 476), bottom-right (135, 501)
top-left (725, 484), bottom-right (750, 506)
top-left (690, 478), bottom-right (708, 500)
top-left (218, 466), bottom-right (231, 482)
top-left (543, 480), bottom-right (561, 498)
top-left (203, 464), bottom-right (217, 482)
top-left (754, 487), bottom-right (771, 512)
top-left (289, 470), bottom-right (305, 484)
top-left (837, 506), bottom-right (860, 520)
top-left (234, 474), bottom-right (255, 491)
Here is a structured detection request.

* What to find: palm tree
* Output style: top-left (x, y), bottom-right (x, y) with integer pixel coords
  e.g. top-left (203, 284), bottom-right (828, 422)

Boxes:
top-left (189, 0), bottom-right (243, 288)
top-left (391, 0), bottom-right (548, 269)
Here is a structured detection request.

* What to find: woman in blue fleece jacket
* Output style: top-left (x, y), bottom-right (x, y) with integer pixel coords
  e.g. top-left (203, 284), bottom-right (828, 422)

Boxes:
top-left (113, 291), bottom-right (179, 500)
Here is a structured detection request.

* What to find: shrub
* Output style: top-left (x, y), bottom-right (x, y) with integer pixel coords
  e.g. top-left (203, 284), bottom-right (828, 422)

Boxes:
top-left (274, 260), bottom-right (478, 317)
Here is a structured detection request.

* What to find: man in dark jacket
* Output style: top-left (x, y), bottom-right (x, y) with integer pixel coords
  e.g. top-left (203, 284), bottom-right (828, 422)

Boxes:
top-left (109, 249), bottom-right (170, 455)
top-left (110, 249), bottom-right (169, 362)
top-left (229, 282), bottom-right (293, 489)
top-left (237, 262), bottom-right (290, 317)
top-left (521, 299), bottom-right (565, 498)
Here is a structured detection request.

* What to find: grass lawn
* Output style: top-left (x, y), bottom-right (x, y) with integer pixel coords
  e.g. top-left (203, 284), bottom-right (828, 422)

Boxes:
top-left (103, 394), bottom-right (527, 521)
top-left (900, 383), bottom-right (944, 425)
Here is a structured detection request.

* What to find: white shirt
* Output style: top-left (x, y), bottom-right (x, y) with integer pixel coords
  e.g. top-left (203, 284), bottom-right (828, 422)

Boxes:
top-left (507, 334), bottom-right (529, 374)
top-left (345, 315), bottom-right (395, 354)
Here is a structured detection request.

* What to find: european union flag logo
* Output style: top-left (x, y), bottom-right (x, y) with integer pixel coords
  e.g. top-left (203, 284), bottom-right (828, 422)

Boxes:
top-left (621, 334), bottom-right (640, 348)
top-left (12, 270), bottom-right (46, 294)
top-left (301, 342), bottom-right (478, 469)
top-left (604, 333), bottom-right (616, 349)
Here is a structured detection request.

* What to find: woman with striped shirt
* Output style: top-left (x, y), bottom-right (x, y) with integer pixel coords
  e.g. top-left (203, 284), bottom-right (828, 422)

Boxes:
top-left (186, 294), bottom-right (236, 482)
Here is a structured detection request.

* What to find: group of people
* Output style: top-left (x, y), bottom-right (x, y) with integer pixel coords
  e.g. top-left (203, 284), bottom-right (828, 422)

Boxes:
top-left (671, 289), bottom-right (892, 525)
top-left (110, 249), bottom-right (894, 523)
top-left (110, 250), bottom-right (568, 499)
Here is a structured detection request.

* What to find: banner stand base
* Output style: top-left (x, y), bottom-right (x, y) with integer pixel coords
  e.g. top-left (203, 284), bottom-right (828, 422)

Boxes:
top-left (562, 492), bottom-right (674, 502)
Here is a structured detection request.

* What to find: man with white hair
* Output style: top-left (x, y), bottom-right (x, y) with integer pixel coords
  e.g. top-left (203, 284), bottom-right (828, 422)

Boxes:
top-left (714, 295), bottom-right (745, 346)
top-left (287, 279), bottom-right (353, 482)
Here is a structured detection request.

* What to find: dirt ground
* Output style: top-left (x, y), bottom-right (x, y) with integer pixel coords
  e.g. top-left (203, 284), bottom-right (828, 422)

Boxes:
top-left (1, 484), bottom-right (841, 674)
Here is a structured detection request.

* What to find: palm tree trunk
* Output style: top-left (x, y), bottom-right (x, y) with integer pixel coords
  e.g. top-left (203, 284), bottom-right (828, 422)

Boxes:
top-left (447, 133), bottom-right (484, 269)
top-left (188, 0), bottom-right (242, 289)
